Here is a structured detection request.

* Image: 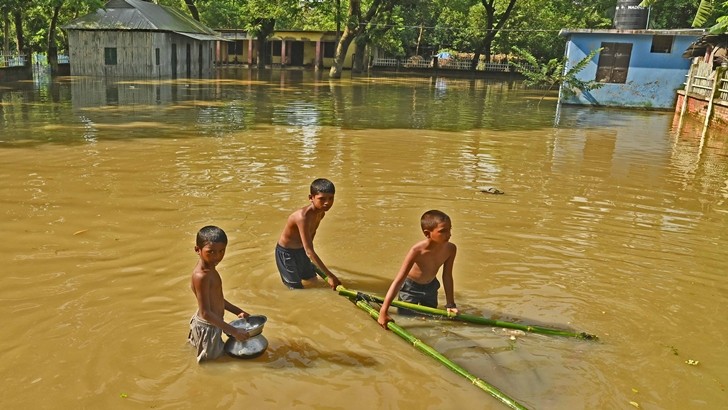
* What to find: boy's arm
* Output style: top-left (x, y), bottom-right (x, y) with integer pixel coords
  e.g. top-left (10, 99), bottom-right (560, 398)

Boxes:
top-left (225, 299), bottom-right (249, 318)
top-left (441, 244), bottom-right (458, 314)
top-left (297, 214), bottom-right (341, 288)
top-left (192, 273), bottom-right (249, 340)
top-left (378, 248), bottom-right (418, 328)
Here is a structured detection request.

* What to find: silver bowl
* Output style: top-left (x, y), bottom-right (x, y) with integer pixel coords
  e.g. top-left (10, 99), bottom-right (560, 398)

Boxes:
top-left (223, 315), bottom-right (269, 359)
top-left (224, 334), bottom-right (268, 359)
top-left (228, 315), bottom-right (267, 338)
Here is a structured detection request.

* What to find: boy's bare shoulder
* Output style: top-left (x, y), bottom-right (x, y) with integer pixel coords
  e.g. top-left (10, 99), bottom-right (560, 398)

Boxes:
top-left (288, 205), bottom-right (309, 222)
top-left (191, 265), bottom-right (216, 282)
top-left (409, 239), bottom-right (430, 253)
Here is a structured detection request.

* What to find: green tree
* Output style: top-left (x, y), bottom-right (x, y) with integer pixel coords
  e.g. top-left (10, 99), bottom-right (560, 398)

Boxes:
top-left (329, 0), bottom-right (396, 78)
top-left (641, 0), bottom-right (728, 33)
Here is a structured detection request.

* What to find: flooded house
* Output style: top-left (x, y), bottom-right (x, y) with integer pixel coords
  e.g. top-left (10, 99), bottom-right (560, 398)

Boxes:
top-left (558, 28), bottom-right (705, 109)
top-left (63, 0), bottom-right (224, 78)
top-left (216, 29), bottom-right (354, 69)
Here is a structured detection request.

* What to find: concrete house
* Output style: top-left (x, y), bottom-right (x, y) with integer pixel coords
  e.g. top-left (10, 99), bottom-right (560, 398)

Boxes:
top-left (216, 29), bottom-right (355, 69)
top-left (559, 28), bottom-right (705, 109)
top-left (63, 0), bottom-right (223, 78)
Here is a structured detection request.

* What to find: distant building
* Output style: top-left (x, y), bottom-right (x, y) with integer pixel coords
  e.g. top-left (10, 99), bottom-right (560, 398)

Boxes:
top-left (216, 29), bottom-right (355, 69)
top-left (559, 29), bottom-right (705, 109)
top-left (63, 0), bottom-right (224, 78)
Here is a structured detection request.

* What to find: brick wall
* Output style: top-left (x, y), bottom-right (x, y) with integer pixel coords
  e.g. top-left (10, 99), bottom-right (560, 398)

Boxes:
top-left (675, 92), bottom-right (728, 130)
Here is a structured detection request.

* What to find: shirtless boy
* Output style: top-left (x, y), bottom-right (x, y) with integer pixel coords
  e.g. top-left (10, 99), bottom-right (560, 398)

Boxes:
top-left (378, 210), bottom-right (458, 327)
top-left (275, 178), bottom-right (341, 290)
top-left (188, 225), bottom-right (250, 362)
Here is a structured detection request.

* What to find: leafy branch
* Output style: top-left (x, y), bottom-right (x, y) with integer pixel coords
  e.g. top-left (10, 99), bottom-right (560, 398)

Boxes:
top-left (510, 46), bottom-right (604, 104)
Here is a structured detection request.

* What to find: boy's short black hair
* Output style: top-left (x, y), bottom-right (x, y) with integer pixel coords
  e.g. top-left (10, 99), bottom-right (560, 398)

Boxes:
top-left (420, 210), bottom-right (450, 231)
top-left (196, 225), bottom-right (228, 247)
top-left (310, 178), bottom-right (335, 195)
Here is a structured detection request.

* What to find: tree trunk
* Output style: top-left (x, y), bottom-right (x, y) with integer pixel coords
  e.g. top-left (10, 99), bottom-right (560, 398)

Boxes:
top-left (254, 19), bottom-right (275, 69)
top-left (13, 10), bottom-right (24, 60)
top-left (473, 0), bottom-right (517, 70)
top-left (3, 11), bottom-right (10, 56)
top-left (255, 37), bottom-right (267, 68)
top-left (352, 40), bottom-right (367, 73)
top-left (48, 3), bottom-right (63, 75)
top-left (415, 23), bottom-right (424, 56)
top-left (184, 0), bottom-right (200, 21)
top-left (329, 27), bottom-right (356, 78)
top-left (330, 0), bottom-right (361, 78)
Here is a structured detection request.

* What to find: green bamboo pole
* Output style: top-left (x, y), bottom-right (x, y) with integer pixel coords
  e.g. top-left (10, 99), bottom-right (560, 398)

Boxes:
top-left (353, 298), bottom-right (529, 410)
top-left (315, 267), bottom-right (597, 340)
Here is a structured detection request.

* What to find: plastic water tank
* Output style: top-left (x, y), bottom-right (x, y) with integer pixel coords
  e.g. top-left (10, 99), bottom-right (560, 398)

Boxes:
top-left (614, 0), bottom-right (648, 29)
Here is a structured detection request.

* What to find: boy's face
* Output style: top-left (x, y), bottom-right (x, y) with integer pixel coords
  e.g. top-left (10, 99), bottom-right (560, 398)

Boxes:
top-left (309, 192), bottom-right (335, 211)
top-left (426, 220), bottom-right (452, 243)
top-left (195, 242), bottom-right (226, 267)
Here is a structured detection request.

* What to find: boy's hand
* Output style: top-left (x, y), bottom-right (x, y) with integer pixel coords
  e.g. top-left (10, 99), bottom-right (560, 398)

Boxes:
top-left (233, 328), bottom-right (250, 341)
top-left (327, 274), bottom-right (341, 290)
top-left (377, 313), bottom-right (393, 329)
top-left (237, 311), bottom-right (250, 319)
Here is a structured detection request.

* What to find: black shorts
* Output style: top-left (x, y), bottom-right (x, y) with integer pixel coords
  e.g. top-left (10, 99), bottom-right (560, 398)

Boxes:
top-left (397, 277), bottom-right (440, 314)
top-left (275, 244), bottom-right (316, 289)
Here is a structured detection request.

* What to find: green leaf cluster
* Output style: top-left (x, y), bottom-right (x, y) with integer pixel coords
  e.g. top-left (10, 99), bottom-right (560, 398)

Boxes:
top-left (510, 46), bottom-right (604, 102)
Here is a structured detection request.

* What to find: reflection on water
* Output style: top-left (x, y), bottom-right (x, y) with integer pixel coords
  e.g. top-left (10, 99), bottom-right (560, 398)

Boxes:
top-left (1, 70), bottom-right (727, 409)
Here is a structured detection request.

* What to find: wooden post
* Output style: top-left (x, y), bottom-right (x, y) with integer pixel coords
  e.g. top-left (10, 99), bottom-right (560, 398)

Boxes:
top-left (315, 40), bottom-right (322, 70)
top-left (679, 61), bottom-right (696, 118)
top-left (247, 38), bottom-right (253, 66)
top-left (703, 66), bottom-right (726, 131)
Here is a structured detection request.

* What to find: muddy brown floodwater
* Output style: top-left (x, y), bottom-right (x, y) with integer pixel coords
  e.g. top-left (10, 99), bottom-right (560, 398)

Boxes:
top-left (1, 69), bottom-right (726, 409)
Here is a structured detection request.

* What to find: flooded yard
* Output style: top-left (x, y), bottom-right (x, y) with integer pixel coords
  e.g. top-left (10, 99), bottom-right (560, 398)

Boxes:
top-left (1, 69), bottom-right (726, 409)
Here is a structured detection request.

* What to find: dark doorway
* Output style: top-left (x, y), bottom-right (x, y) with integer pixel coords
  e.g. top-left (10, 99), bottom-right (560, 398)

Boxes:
top-left (186, 44), bottom-right (192, 78)
top-left (171, 44), bottom-right (177, 79)
top-left (290, 41), bottom-right (304, 66)
top-left (198, 44), bottom-right (203, 77)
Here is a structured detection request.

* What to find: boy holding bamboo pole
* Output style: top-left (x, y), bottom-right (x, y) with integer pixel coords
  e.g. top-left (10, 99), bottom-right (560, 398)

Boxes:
top-left (275, 178), bottom-right (342, 290)
top-left (378, 210), bottom-right (458, 328)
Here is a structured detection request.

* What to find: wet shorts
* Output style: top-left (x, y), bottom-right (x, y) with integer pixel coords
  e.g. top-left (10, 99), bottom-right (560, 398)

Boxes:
top-left (188, 312), bottom-right (224, 363)
top-left (397, 277), bottom-right (440, 315)
top-left (275, 244), bottom-right (316, 289)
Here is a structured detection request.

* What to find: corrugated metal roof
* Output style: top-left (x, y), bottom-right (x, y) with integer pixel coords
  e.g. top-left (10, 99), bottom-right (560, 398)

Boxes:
top-left (63, 0), bottom-right (217, 35)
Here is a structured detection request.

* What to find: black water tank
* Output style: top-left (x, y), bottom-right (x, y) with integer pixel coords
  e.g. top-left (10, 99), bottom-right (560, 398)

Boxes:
top-left (614, 0), bottom-right (648, 29)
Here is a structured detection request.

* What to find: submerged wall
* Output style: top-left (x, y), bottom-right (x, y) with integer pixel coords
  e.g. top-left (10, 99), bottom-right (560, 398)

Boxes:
top-left (0, 66), bottom-right (32, 83)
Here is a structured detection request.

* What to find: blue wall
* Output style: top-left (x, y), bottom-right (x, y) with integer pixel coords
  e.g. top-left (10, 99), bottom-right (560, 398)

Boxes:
top-left (561, 32), bottom-right (699, 109)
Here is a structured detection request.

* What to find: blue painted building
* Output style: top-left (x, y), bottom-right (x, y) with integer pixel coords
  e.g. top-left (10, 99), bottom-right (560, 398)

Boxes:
top-left (559, 29), bottom-right (705, 109)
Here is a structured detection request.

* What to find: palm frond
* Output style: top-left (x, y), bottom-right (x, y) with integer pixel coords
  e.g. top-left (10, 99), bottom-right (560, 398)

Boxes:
top-left (692, 0), bottom-right (715, 27)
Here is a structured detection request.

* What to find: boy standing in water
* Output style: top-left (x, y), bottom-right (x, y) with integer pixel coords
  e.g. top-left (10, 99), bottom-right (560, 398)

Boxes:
top-left (188, 225), bottom-right (250, 363)
top-left (378, 210), bottom-right (458, 328)
top-left (275, 178), bottom-right (342, 290)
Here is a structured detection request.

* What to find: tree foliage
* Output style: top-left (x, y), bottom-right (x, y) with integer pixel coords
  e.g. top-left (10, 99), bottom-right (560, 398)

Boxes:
top-left (641, 0), bottom-right (728, 33)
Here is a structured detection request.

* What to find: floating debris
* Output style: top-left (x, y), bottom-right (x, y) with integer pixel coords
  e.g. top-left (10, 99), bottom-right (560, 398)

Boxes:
top-left (480, 187), bottom-right (505, 195)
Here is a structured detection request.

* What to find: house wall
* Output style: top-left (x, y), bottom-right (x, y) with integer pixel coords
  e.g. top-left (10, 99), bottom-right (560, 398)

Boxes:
top-left (562, 33), bottom-right (699, 109)
top-left (68, 30), bottom-right (214, 78)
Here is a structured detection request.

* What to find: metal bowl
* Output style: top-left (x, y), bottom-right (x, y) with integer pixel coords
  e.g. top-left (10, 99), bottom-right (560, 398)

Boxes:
top-left (228, 315), bottom-right (267, 338)
top-left (224, 334), bottom-right (269, 359)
